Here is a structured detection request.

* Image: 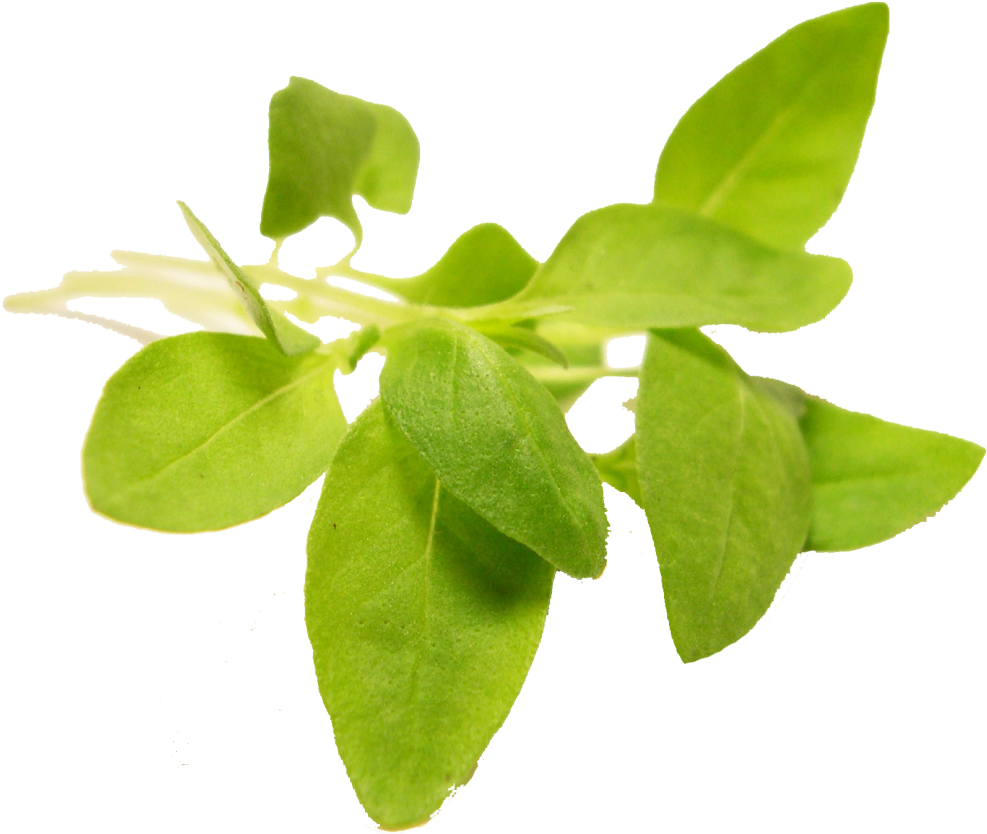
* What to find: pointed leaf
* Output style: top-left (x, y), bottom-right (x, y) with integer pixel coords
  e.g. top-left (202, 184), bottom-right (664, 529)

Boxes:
top-left (179, 202), bottom-right (321, 355)
top-left (260, 77), bottom-right (419, 242)
top-left (655, 3), bottom-right (889, 250)
top-left (368, 223), bottom-right (537, 307)
top-left (83, 332), bottom-right (346, 531)
top-left (305, 401), bottom-right (554, 828)
top-left (380, 317), bottom-right (608, 579)
top-left (520, 329), bottom-right (607, 412)
top-left (505, 204), bottom-right (851, 332)
top-left (475, 323), bottom-right (569, 368)
top-left (799, 395), bottom-right (984, 551)
top-left (637, 330), bottom-right (811, 662)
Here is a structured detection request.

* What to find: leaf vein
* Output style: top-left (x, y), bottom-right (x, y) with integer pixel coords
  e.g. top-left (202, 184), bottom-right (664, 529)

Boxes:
top-left (104, 360), bottom-right (333, 506)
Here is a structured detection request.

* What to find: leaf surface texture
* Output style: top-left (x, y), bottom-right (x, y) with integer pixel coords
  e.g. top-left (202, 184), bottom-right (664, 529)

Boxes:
top-left (83, 333), bottom-right (346, 531)
top-left (381, 318), bottom-right (608, 578)
top-left (655, 3), bottom-right (889, 249)
top-left (637, 330), bottom-right (811, 661)
top-left (305, 401), bottom-right (554, 828)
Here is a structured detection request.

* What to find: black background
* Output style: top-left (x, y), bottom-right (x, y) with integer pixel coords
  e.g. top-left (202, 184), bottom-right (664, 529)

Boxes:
top-left (2, 4), bottom-right (985, 831)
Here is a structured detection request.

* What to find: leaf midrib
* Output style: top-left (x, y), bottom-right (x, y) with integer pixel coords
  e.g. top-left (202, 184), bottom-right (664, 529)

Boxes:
top-left (692, 36), bottom-right (846, 222)
top-left (403, 477), bottom-right (442, 715)
top-left (102, 359), bottom-right (334, 506)
top-left (811, 468), bottom-right (934, 488)
top-left (696, 99), bottom-right (801, 218)
top-left (474, 335), bottom-right (592, 566)
top-left (708, 383), bottom-right (746, 600)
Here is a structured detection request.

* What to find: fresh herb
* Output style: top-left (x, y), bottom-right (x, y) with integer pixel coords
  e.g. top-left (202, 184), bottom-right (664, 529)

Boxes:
top-left (5, 3), bottom-right (982, 828)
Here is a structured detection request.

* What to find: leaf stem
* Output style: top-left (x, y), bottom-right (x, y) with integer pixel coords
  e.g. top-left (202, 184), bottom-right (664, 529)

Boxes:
top-left (524, 365), bottom-right (639, 384)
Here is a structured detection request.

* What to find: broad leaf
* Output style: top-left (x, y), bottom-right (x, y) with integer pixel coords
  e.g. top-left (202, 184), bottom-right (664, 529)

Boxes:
top-left (505, 204), bottom-right (851, 332)
top-left (637, 330), bottom-right (811, 662)
top-left (655, 3), bottom-right (889, 250)
top-left (367, 223), bottom-right (537, 307)
top-left (305, 401), bottom-right (554, 829)
top-left (799, 394), bottom-right (984, 551)
top-left (179, 202), bottom-right (321, 355)
top-left (591, 436), bottom-right (642, 506)
top-left (380, 317), bottom-right (608, 579)
top-left (260, 77), bottom-right (419, 242)
top-left (83, 332), bottom-right (346, 531)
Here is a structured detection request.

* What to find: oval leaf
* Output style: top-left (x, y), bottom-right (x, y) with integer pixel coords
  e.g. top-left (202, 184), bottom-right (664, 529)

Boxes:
top-left (83, 332), bottom-right (346, 531)
top-left (380, 317), bottom-right (608, 579)
top-left (637, 330), bottom-right (811, 662)
top-left (506, 204), bottom-right (851, 333)
top-left (179, 201), bottom-right (321, 355)
top-left (260, 77), bottom-right (420, 242)
top-left (654, 3), bottom-right (889, 250)
top-left (799, 394), bottom-right (984, 552)
top-left (305, 401), bottom-right (554, 828)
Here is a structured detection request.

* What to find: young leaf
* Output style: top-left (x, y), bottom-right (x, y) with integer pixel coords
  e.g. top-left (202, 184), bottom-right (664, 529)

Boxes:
top-left (83, 332), bottom-right (346, 532)
top-left (306, 401), bottom-right (554, 829)
top-left (362, 223), bottom-right (537, 307)
top-left (179, 202), bottom-right (321, 355)
top-left (654, 3), bottom-right (889, 250)
top-left (637, 330), bottom-right (811, 662)
top-left (260, 77), bottom-right (419, 242)
top-left (474, 322), bottom-right (569, 368)
top-left (521, 327), bottom-right (608, 412)
top-left (380, 317), bottom-right (608, 579)
top-left (502, 204), bottom-right (851, 332)
top-left (591, 436), bottom-right (642, 506)
top-left (799, 395), bottom-right (984, 552)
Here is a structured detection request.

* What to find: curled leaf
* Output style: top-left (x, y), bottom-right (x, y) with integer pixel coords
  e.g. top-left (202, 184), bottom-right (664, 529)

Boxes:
top-left (260, 77), bottom-right (419, 244)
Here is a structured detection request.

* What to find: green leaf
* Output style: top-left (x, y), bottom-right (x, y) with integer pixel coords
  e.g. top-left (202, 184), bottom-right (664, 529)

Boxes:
top-left (798, 395), bottom-right (984, 552)
top-left (654, 3), bottom-right (889, 250)
top-left (474, 322), bottom-right (569, 368)
top-left (260, 77), bottom-right (419, 242)
top-left (591, 436), bottom-right (642, 506)
top-left (510, 319), bottom-right (640, 414)
top-left (380, 317), bottom-right (608, 579)
top-left (83, 332), bottom-right (346, 532)
top-left (179, 202), bottom-right (321, 355)
top-left (506, 204), bottom-right (852, 332)
top-left (305, 401), bottom-right (554, 829)
top-left (365, 223), bottom-right (537, 307)
top-left (637, 329), bottom-right (811, 662)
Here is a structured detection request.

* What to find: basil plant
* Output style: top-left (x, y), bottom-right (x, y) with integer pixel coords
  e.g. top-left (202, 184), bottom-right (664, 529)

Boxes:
top-left (5, 3), bottom-right (981, 828)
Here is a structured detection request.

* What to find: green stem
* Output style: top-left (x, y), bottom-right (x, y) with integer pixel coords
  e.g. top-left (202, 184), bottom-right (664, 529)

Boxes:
top-left (524, 365), bottom-right (638, 385)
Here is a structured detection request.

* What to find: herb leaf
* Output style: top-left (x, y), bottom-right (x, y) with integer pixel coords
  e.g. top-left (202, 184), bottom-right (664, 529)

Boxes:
top-left (505, 204), bottom-right (852, 332)
top-left (523, 328), bottom-right (609, 413)
top-left (305, 401), bottom-right (554, 829)
top-left (798, 394), bottom-right (984, 552)
top-left (366, 223), bottom-right (537, 307)
top-left (654, 3), bottom-right (889, 250)
top-left (380, 317), bottom-right (608, 579)
top-left (83, 332), bottom-right (346, 531)
top-left (260, 77), bottom-right (419, 243)
top-left (637, 330), bottom-right (811, 662)
top-left (474, 322), bottom-right (569, 368)
top-left (179, 202), bottom-right (321, 355)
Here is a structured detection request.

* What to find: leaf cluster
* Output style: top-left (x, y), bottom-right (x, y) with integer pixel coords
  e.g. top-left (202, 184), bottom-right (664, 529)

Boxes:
top-left (4, 4), bottom-right (983, 828)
